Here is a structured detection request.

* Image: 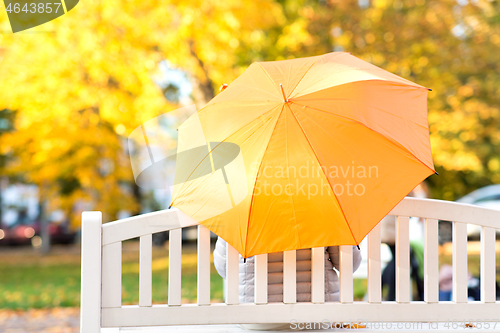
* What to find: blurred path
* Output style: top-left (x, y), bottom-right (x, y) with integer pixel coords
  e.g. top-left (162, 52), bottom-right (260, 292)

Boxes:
top-left (0, 308), bottom-right (79, 333)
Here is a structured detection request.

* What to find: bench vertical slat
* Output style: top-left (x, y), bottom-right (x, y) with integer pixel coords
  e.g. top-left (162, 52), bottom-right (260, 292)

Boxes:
top-left (481, 226), bottom-right (496, 303)
top-left (80, 212), bottom-right (102, 333)
top-left (102, 242), bottom-right (122, 308)
top-left (367, 223), bottom-right (381, 303)
top-left (168, 229), bottom-right (182, 306)
top-left (339, 245), bottom-right (353, 303)
top-left (139, 234), bottom-right (152, 307)
top-left (226, 243), bottom-right (239, 305)
top-left (453, 222), bottom-right (468, 303)
top-left (197, 225), bottom-right (211, 306)
top-left (396, 216), bottom-right (410, 303)
top-left (311, 247), bottom-right (325, 304)
top-left (283, 250), bottom-right (297, 304)
top-left (254, 253), bottom-right (268, 304)
top-left (424, 218), bottom-right (439, 303)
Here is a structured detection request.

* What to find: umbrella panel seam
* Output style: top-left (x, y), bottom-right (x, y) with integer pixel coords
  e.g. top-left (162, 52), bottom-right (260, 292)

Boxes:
top-left (170, 106), bottom-right (280, 207)
top-left (291, 70), bottom-right (425, 98)
top-left (286, 55), bottom-right (323, 100)
top-left (293, 105), bottom-right (395, 214)
top-left (291, 101), bottom-right (435, 174)
top-left (292, 86), bottom-right (429, 131)
top-left (290, 104), bottom-right (433, 243)
top-left (244, 105), bottom-right (285, 258)
top-left (255, 62), bottom-right (283, 99)
top-left (286, 105), bottom-right (357, 245)
top-left (283, 105), bottom-right (300, 250)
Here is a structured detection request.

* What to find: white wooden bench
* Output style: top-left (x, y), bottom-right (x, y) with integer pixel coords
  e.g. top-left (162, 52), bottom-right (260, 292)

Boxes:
top-left (80, 198), bottom-right (500, 332)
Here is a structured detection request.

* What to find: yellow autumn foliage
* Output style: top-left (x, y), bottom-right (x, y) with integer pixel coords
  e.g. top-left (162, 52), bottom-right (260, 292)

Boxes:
top-left (1, 0), bottom-right (499, 227)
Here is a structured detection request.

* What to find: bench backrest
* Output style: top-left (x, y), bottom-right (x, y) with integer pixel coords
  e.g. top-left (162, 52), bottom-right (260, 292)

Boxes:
top-left (80, 198), bottom-right (500, 332)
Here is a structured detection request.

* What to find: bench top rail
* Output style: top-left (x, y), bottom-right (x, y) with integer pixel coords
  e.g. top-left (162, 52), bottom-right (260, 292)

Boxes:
top-left (80, 198), bottom-right (500, 331)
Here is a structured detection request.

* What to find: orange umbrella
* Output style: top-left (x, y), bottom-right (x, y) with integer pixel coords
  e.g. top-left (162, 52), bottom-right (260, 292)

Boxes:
top-left (171, 52), bottom-right (435, 258)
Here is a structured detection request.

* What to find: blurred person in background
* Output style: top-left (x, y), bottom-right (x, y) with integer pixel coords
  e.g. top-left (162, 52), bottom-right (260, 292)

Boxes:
top-left (381, 183), bottom-right (428, 301)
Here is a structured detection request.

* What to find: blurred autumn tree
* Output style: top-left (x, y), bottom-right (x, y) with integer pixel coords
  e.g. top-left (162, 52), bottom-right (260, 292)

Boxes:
top-left (0, 0), bottom-right (283, 225)
top-left (1, 0), bottom-right (499, 229)
top-left (307, 0), bottom-right (500, 200)
top-left (251, 0), bottom-right (500, 200)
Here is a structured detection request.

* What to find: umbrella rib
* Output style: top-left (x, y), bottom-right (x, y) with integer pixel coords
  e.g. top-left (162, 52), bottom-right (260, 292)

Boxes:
top-left (173, 110), bottom-right (284, 221)
top-left (287, 55), bottom-right (323, 99)
top-left (291, 106), bottom-right (434, 240)
top-left (291, 68), bottom-right (426, 98)
top-left (291, 106), bottom-right (394, 219)
top-left (291, 101), bottom-right (435, 174)
top-left (283, 105), bottom-right (300, 249)
top-left (170, 106), bottom-right (280, 207)
top-left (286, 106), bottom-right (358, 245)
top-left (203, 100), bottom-right (280, 109)
top-left (292, 82), bottom-right (429, 130)
top-left (244, 105), bottom-right (286, 257)
top-left (256, 62), bottom-right (283, 97)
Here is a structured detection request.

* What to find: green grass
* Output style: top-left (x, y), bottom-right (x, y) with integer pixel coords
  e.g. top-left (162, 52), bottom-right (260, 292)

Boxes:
top-left (0, 263), bottom-right (81, 309)
top-left (1, 243), bottom-right (498, 309)
top-left (120, 242), bottom-right (224, 305)
top-left (361, 252), bottom-right (500, 301)
top-left (0, 242), bottom-right (223, 310)
top-left (354, 278), bottom-right (367, 300)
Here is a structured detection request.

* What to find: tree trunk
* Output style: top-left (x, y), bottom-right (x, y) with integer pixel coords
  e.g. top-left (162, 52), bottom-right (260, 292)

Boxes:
top-left (188, 40), bottom-right (215, 108)
top-left (39, 200), bottom-right (51, 254)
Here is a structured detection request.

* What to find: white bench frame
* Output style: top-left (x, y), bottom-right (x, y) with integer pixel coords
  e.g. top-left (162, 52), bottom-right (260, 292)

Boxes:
top-left (80, 198), bottom-right (499, 332)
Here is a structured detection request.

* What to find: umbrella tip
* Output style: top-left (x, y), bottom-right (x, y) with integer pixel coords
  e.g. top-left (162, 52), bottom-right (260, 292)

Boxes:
top-left (219, 84), bottom-right (228, 92)
top-left (434, 171), bottom-right (439, 175)
top-left (428, 88), bottom-right (433, 91)
top-left (279, 84), bottom-right (289, 103)
top-left (356, 245), bottom-right (360, 250)
top-left (168, 205), bottom-right (172, 209)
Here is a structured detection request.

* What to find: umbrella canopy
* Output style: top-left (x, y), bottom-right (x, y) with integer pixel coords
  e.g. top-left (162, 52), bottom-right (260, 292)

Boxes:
top-left (171, 52), bottom-right (435, 258)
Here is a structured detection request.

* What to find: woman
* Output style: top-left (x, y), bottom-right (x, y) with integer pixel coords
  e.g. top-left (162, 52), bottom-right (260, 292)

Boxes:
top-left (214, 238), bottom-right (362, 330)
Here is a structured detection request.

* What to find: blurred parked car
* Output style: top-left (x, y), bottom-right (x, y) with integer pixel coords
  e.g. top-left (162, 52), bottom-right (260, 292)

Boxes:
top-left (0, 223), bottom-right (37, 246)
top-left (0, 220), bottom-right (76, 247)
top-left (456, 184), bottom-right (500, 209)
top-left (456, 185), bottom-right (500, 239)
top-left (439, 185), bottom-right (500, 244)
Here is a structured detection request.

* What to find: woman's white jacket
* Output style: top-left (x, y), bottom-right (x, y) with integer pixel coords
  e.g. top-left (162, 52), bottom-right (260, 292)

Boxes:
top-left (214, 237), bottom-right (362, 303)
